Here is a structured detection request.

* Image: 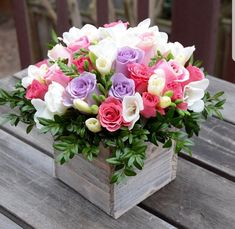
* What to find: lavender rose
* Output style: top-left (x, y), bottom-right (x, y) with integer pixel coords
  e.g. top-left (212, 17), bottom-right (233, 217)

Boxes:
top-left (109, 73), bottom-right (135, 100)
top-left (115, 46), bottom-right (144, 75)
top-left (63, 72), bottom-right (98, 106)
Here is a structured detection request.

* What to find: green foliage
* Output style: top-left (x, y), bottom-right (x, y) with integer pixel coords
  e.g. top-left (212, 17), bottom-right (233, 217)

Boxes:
top-left (148, 51), bottom-right (174, 67)
top-left (0, 82), bottom-right (35, 132)
top-left (202, 91), bottom-right (225, 120)
top-left (57, 59), bottom-right (79, 78)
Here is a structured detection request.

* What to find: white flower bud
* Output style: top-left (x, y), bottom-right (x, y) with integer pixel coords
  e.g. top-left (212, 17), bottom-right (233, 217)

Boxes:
top-left (159, 96), bottom-right (171, 108)
top-left (85, 118), bottom-right (102, 133)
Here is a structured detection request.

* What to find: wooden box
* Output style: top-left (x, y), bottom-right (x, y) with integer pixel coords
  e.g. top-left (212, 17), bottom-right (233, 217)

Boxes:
top-left (54, 143), bottom-right (177, 219)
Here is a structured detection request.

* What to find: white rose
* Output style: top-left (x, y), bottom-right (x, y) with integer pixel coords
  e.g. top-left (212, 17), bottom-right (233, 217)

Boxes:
top-left (45, 82), bottom-right (67, 114)
top-left (85, 118), bottom-right (102, 133)
top-left (184, 79), bottom-right (209, 112)
top-left (22, 64), bottom-right (48, 88)
top-left (122, 93), bottom-right (144, 130)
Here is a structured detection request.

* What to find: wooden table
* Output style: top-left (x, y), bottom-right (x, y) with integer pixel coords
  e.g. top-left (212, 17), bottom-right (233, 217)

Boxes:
top-left (0, 70), bottom-right (235, 229)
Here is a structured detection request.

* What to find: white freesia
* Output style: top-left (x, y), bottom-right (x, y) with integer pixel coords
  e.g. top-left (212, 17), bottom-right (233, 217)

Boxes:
top-left (31, 99), bottom-right (54, 129)
top-left (48, 44), bottom-right (71, 63)
top-left (31, 82), bottom-right (67, 129)
top-left (85, 118), bottom-right (102, 133)
top-left (62, 25), bottom-right (100, 45)
top-left (22, 64), bottom-right (48, 88)
top-left (148, 70), bottom-right (166, 96)
top-left (96, 57), bottom-right (113, 75)
top-left (122, 93), bottom-right (144, 130)
top-left (184, 79), bottom-right (209, 112)
top-left (168, 42), bottom-right (195, 65)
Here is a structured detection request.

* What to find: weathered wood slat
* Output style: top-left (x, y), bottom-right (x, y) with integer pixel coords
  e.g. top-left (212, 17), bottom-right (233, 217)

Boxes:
top-left (0, 131), bottom-right (175, 229)
top-left (0, 213), bottom-right (22, 229)
top-left (141, 159), bottom-right (235, 229)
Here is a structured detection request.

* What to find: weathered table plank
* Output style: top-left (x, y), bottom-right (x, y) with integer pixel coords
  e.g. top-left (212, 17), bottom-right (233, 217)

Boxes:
top-left (0, 213), bottom-right (22, 229)
top-left (141, 159), bottom-right (235, 229)
top-left (0, 129), bottom-right (175, 229)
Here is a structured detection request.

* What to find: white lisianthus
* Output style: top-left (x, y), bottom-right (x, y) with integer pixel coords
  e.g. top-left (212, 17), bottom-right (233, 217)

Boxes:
top-left (96, 57), bottom-right (113, 75)
top-left (148, 70), bottom-right (166, 96)
top-left (22, 64), bottom-right (48, 88)
top-left (122, 93), bottom-right (144, 130)
top-left (168, 42), bottom-right (195, 66)
top-left (48, 44), bottom-right (71, 63)
top-left (31, 82), bottom-right (67, 129)
top-left (85, 118), bottom-right (102, 133)
top-left (184, 79), bottom-right (209, 112)
top-left (89, 39), bottom-right (118, 63)
top-left (159, 96), bottom-right (171, 108)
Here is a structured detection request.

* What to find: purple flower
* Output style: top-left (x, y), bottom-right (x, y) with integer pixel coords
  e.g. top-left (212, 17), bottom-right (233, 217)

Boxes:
top-left (63, 72), bottom-right (97, 106)
top-left (115, 46), bottom-right (144, 75)
top-left (109, 73), bottom-right (135, 100)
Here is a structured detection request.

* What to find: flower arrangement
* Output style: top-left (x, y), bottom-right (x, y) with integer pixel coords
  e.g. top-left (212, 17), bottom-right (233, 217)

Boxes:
top-left (0, 19), bottom-right (225, 183)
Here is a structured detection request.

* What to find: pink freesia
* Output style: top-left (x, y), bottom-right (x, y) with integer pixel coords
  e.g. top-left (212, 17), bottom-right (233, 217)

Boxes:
top-left (98, 97), bottom-right (123, 132)
top-left (67, 36), bottom-right (90, 53)
top-left (141, 92), bottom-right (159, 118)
top-left (25, 80), bottom-right (48, 100)
top-left (181, 65), bottom-right (205, 88)
top-left (103, 20), bottom-right (129, 29)
top-left (44, 64), bottom-right (71, 87)
top-left (128, 63), bottom-right (153, 93)
top-left (72, 56), bottom-right (93, 73)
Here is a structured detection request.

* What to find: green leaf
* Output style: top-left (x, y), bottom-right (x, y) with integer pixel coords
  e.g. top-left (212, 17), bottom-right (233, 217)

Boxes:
top-left (124, 168), bottom-right (136, 176)
top-left (163, 139), bottom-right (172, 148)
top-left (106, 157), bottom-right (121, 165)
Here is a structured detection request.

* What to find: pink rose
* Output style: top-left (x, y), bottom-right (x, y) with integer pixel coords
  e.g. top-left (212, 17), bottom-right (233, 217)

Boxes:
top-left (164, 81), bottom-right (183, 101)
top-left (25, 80), bottom-right (48, 100)
top-left (128, 63), bottom-right (153, 93)
top-left (68, 36), bottom-right (90, 53)
top-left (72, 57), bottom-right (93, 73)
top-left (98, 97), bottom-right (123, 132)
top-left (104, 20), bottom-right (129, 28)
top-left (155, 60), bottom-right (189, 83)
top-left (181, 65), bottom-right (205, 88)
top-left (44, 64), bottom-right (71, 87)
top-left (141, 92), bottom-right (159, 118)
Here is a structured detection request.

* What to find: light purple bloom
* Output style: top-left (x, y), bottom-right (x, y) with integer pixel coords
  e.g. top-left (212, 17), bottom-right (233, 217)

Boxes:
top-left (109, 73), bottom-right (135, 100)
top-left (63, 72), bottom-right (98, 106)
top-left (115, 46), bottom-right (144, 75)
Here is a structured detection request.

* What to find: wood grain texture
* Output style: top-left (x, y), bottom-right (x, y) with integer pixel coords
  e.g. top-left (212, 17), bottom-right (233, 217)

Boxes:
top-left (0, 213), bottom-right (22, 229)
top-left (142, 159), bottom-right (235, 229)
top-left (0, 131), bottom-right (175, 229)
top-left (55, 142), bottom-right (177, 218)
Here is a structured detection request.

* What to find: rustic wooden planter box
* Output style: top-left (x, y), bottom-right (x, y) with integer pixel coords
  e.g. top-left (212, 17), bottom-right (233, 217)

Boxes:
top-left (54, 143), bottom-right (177, 219)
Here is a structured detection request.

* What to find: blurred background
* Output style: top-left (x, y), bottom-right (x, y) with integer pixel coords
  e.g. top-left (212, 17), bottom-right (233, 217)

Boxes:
top-left (0, 0), bottom-right (233, 82)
